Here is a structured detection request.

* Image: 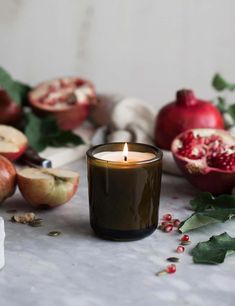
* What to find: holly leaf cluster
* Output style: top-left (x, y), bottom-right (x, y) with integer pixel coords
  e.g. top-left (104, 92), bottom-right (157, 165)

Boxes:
top-left (179, 192), bottom-right (235, 233)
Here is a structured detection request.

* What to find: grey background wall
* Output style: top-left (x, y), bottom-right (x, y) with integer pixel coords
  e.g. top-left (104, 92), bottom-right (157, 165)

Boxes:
top-left (0, 0), bottom-right (234, 109)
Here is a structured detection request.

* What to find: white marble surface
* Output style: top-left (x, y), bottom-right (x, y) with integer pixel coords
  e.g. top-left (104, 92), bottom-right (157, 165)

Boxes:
top-left (0, 159), bottom-right (235, 306)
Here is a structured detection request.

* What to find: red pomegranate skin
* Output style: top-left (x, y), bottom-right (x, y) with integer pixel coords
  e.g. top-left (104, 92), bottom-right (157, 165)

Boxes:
top-left (172, 129), bottom-right (235, 195)
top-left (0, 155), bottom-right (16, 202)
top-left (0, 89), bottom-right (21, 125)
top-left (155, 90), bottom-right (224, 150)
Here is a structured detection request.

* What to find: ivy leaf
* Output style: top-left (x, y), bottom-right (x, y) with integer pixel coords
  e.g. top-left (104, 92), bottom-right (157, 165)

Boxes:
top-left (24, 112), bottom-right (84, 152)
top-left (179, 192), bottom-right (235, 233)
top-left (228, 104), bottom-right (235, 122)
top-left (212, 74), bottom-right (235, 92)
top-left (0, 66), bottom-right (31, 105)
top-left (191, 232), bottom-right (235, 264)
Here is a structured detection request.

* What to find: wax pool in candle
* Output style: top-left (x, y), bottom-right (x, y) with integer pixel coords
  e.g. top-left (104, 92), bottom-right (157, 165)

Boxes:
top-left (94, 151), bottom-right (156, 162)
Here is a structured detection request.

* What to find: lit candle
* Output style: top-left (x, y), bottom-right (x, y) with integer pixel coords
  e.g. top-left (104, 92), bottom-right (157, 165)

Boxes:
top-left (94, 143), bottom-right (156, 162)
top-left (87, 142), bottom-right (162, 241)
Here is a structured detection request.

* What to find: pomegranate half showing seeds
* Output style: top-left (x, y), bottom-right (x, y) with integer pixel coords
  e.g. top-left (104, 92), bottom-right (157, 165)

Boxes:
top-left (172, 129), bottom-right (235, 195)
top-left (29, 77), bottom-right (96, 130)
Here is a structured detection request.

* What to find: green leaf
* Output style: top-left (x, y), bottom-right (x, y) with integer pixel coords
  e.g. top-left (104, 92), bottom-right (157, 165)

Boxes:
top-left (212, 74), bottom-right (235, 92)
top-left (179, 192), bottom-right (235, 233)
top-left (24, 112), bottom-right (84, 152)
top-left (215, 96), bottom-right (228, 113)
top-left (191, 232), bottom-right (235, 264)
top-left (228, 104), bottom-right (235, 122)
top-left (0, 66), bottom-right (31, 105)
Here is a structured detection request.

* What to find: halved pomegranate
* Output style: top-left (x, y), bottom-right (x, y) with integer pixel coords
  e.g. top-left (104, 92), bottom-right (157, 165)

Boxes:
top-left (172, 129), bottom-right (235, 195)
top-left (29, 77), bottom-right (96, 130)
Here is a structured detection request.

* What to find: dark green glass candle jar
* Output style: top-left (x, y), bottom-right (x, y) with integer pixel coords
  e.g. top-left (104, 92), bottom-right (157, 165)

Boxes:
top-left (87, 142), bottom-right (162, 241)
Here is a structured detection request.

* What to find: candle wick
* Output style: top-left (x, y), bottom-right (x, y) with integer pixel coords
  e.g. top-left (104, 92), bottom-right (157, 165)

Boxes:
top-left (124, 156), bottom-right (127, 162)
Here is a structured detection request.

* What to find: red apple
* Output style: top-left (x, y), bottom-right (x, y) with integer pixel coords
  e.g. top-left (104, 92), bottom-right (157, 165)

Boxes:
top-left (0, 89), bottom-right (21, 125)
top-left (29, 77), bottom-right (96, 130)
top-left (0, 155), bottom-right (16, 202)
top-left (0, 125), bottom-right (28, 161)
top-left (17, 167), bottom-right (79, 208)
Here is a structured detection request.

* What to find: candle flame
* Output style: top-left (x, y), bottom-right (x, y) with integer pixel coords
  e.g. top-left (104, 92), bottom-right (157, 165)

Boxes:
top-left (123, 142), bottom-right (128, 161)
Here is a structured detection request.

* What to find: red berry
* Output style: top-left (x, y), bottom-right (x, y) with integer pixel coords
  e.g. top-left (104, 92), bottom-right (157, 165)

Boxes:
top-left (164, 224), bottom-right (173, 232)
top-left (163, 214), bottom-right (172, 221)
top-left (161, 221), bottom-right (168, 227)
top-left (176, 245), bottom-right (185, 253)
top-left (181, 234), bottom-right (190, 242)
top-left (173, 219), bottom-right (181, 227)
top-left (166, 264), bottom-right (176, 274)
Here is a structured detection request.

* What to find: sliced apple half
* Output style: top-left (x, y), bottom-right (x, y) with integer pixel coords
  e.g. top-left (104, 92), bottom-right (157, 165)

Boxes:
top-left (0, 125), bottom-right (28, 161)
top-left (17, 167), bottom-right (79, 208)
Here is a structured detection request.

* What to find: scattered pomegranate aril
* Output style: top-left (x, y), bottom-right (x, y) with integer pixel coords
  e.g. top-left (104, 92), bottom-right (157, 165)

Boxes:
top-left (173, 219), bottom-right (181, 227)
top-left (181, 234), bottom-right (190, 242)
top-left (176, 245), bottom-right (185, 253)
top-left (164, 224), bottom-right (173, 233)
top-left (163, 213), bottom-right (172, 221)
top-left (166, 264), bottom-right (176, 274)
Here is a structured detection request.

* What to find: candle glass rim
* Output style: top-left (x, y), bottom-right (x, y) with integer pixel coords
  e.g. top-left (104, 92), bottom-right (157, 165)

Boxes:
top-left (86, 142), bottom-right (163, 165)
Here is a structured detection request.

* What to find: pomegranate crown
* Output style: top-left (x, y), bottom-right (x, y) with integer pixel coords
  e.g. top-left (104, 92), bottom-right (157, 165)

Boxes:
top-left (176, 89), bottom-right (197, 106)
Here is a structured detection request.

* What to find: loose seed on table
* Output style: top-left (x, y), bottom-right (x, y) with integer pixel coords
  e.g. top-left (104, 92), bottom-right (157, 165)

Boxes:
top-left (180, 240), bottom-right (192, 246)
top-left (166, 264), bottom-right (176, 274)
top-left (164, 224), bottom-right (173, 232)
top-left (163, 214), bottom-right (172, 222)
top-left (155, 270), bottom-right (168, 276)
top-left (181, 234), bottom-right (190, 242)
top-left (173, 219), bottom-right (181, 227)
top-left (176, 245), bottom-right (185, 253)
top-left (47, 231), bottom-right (61, 237)
top-left (167, 257), bottom-right (180, 263)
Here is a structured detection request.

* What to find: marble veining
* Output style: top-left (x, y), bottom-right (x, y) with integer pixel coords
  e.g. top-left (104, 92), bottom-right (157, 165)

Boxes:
top-left (0, 159), bottom-right (235, 306)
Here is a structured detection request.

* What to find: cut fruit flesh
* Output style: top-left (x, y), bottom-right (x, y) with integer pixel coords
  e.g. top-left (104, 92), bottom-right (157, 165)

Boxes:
top-left (173, 129), bottom-right (235, 172)
top-left (0, 125), bottom-right (28, 149)
top-left (18, 168), bottom-right (79, 181)
top-left (29, 77), bottom-right (95, 111)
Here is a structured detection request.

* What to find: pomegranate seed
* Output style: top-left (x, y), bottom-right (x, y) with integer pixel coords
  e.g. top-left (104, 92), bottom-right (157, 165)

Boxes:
top-left (181, 234), bottom-right (190, 242)
top-left (163, 214), bottom-right (172, 221)
top-left (173, 219), bottom-right (181, 227)
top-left (166, 264), bottom-right (176, 274)
top-left (176, 245), bottom-right (185, 253)
top-left (164, 224), bottom-right (173, 233)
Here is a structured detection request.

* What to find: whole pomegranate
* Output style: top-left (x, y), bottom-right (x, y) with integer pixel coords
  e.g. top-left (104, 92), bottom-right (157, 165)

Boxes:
top-left (0, 89), bottom-right (21, 125)
top-left (155, 89), bottom-right (224, 150)
top-left (29, 77), bottom-right (96, 130)
top-left (0, 155), bottom-right (16, 202)
top-left (172, 128), bottom-right (235, 195)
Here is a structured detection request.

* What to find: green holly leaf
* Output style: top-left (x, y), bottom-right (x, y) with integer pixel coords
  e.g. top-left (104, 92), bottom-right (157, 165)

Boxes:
top-left (191, 232), bottom-right (235, 264)
top-left (0, 66), bottom-right (31, 105)
top-left (212, 74), bottom-right (235, 92)
top-left (179, 193), bottom-right (235, 233)
top-left (24, 112), bottom-right (84, 152)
